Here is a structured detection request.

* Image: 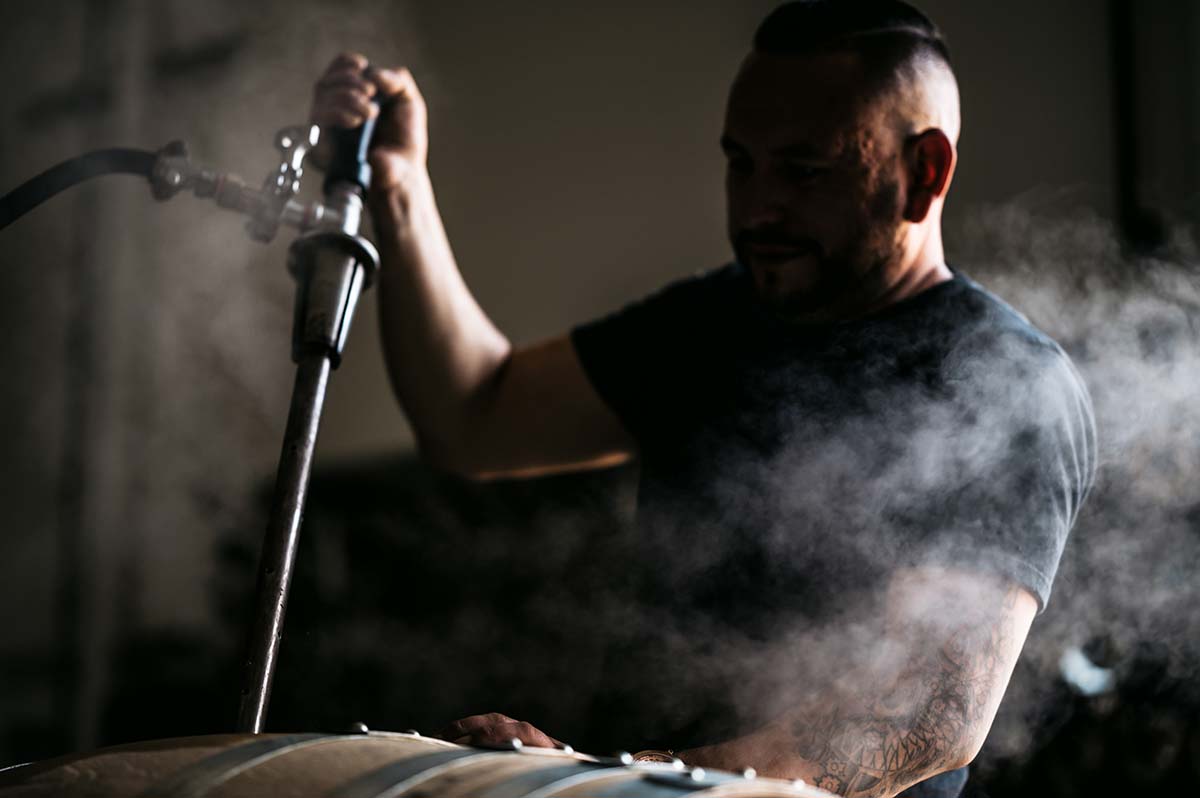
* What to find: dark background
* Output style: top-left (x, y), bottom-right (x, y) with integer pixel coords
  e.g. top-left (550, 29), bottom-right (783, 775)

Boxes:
top-left (1, 1), bottom-right (1198, 795)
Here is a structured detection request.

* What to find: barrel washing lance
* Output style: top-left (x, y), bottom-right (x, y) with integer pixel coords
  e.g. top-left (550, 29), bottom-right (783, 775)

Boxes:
top-left (0, 97), bottom-right (387, 734)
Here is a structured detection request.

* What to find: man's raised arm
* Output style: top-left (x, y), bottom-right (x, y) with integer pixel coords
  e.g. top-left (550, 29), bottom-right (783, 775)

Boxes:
top-left (679, 567), bottom-right (1037, 798)
top-left (310, 53), bottom-right (635, 478)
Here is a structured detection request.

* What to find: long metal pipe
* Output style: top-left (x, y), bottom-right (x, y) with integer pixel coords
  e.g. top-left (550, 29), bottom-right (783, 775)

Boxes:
top-left (237, 353), bottom-right (332, 733)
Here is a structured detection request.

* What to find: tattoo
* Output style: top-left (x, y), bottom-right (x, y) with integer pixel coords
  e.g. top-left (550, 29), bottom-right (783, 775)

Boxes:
top-left (789, 586), bottom-right (1020, 797)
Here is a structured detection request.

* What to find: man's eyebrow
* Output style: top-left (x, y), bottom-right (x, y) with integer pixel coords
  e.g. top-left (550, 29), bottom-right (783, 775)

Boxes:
top-left (718, 135), bottom-right (831, 161)
top-left (774, 143), bottom-right (832, 160)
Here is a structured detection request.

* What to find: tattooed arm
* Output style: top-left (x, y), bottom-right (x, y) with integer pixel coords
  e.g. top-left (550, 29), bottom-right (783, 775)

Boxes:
top-left (679, 567), bottom-right (1037, 798)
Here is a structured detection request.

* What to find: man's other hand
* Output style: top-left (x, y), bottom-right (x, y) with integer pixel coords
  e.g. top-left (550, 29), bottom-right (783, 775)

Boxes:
top-left (438, 712), bottom-right (563, 749)
top-left (308, 51), bottom-right (429, 192)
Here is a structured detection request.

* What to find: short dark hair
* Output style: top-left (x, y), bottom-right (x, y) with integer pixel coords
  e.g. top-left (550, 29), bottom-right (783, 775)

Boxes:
top-left (754, 0), bottom-right (953, 87)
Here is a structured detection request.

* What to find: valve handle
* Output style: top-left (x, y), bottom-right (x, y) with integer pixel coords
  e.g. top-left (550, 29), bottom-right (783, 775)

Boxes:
top-left (322, 97), bottom-right (381, 195)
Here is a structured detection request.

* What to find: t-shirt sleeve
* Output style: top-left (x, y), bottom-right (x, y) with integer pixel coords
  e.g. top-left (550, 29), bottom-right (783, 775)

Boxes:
top-left (570, 297), bottom-right (660, 440)
top-left (570, 267), bottom-right (730, 440)
top-left (902, 334), bottom-right (1097, 612)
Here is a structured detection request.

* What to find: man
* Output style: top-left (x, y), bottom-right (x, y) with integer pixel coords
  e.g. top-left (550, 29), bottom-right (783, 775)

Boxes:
top-left (309, 2), bottom-right (1095, 796)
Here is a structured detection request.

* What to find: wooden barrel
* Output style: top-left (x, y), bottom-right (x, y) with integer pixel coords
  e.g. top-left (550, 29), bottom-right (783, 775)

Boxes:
top-left (0, 731), bottom-right (836, 797)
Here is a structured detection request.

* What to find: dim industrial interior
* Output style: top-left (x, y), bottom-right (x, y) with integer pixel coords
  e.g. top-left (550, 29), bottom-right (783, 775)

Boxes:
top-left (1, 1), bottom-right (1198, 796)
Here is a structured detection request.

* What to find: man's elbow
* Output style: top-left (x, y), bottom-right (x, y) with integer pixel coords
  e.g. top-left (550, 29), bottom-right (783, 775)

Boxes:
top-left (413, 431), bottom-right (493, 481)
top-left (886, 701), bottom-right (992, 781)
top-left (414, 420), bottom-right (533, 482)
top-left (948, 719), bottom-right (991, 771)
top-left (925, 711), bottom-right (991, 776)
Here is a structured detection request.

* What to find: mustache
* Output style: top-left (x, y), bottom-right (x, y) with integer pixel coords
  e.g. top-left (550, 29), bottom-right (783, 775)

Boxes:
top-left (735, 230), bottom-right (824, 257)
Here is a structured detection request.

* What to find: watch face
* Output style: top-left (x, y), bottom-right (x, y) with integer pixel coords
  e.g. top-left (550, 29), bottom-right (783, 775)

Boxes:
top-left (631, 750), bottom-right (678, 764)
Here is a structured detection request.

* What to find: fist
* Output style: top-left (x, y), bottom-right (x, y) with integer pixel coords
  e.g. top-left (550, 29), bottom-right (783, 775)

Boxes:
top-left (438, 713), bottom-right (564, 749)
top-left (308, 51), bottom-right (428, 192)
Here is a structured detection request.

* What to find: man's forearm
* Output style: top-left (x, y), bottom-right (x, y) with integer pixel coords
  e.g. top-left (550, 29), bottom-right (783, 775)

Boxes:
top-left (679, 683), bottom-right (971, 798)
top-left (778, 669), bottom-right (971, 796)
top-left (679, 572), bottom-right (1030, 798)
top-left (369, 168), bottom-right (511, 465)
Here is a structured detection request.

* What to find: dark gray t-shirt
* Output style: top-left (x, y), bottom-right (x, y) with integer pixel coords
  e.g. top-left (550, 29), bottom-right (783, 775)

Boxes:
top-left (569, 263), bottom-right (1096, 763)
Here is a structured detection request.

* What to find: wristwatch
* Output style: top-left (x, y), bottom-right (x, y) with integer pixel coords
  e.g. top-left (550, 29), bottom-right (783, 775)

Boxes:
top-left (630, 749), bottom-right (678, 764)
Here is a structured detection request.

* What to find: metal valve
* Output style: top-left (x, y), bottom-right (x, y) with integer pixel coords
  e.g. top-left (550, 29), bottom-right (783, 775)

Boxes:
top-left (147, 124), bottom-right (346, 243)
top-left (247, 124), bottom-right (321, 242)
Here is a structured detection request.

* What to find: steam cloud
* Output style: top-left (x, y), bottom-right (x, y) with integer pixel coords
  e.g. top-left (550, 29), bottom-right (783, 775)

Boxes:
top-left (951, 200), bottom-right (1200, 762)
top-left (710, 198), bottom-right (1200, 761)
top-left (428, 197), bottom-right (1200, 765)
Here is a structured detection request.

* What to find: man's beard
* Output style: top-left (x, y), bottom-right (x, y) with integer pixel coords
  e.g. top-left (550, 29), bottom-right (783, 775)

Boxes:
top-left (735, 231), bottom-right (901, 320)
top-left (735, 182), bottom-right (904, 320)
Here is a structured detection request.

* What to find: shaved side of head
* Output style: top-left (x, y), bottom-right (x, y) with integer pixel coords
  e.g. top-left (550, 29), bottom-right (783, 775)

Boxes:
top-left (883, 45), bottom-right (960, 143)
top-left (754, 0), bottom-right (962, 147)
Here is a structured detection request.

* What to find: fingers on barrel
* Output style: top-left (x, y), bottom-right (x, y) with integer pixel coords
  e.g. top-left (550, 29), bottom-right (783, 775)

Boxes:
top-left (471, 720), bottom-right (554, 748)
top-left (437, 712), bottom-right (501, 741)
top-left (437, 713), bottom-right (555, 749)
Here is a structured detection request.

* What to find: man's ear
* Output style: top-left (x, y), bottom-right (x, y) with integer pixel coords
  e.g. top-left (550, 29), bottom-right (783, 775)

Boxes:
top-left (902, 128), bottom-right (955, 223)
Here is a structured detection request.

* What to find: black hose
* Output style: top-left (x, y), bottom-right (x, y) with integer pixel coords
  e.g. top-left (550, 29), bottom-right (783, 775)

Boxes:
top-left (0, 148), bottom-right (157, 231)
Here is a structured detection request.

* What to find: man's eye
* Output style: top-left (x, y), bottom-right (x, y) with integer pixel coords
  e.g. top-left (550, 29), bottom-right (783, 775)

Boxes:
top-left (783, 163), bottom-right (825, 181)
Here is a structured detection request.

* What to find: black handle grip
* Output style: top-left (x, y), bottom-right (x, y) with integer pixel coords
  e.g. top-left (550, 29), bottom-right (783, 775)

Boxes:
top-left (323, 100), bottom-right (380, 195)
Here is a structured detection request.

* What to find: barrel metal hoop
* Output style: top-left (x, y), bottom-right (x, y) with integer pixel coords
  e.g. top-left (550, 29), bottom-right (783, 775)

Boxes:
top-left (517, 766), bottom-right (672, 798)
top-left (138, 733), bottom-right (354, 798)
top-left (332, 748), bottom-right (510, 798)
top-left (639, 768), bottom-right (748, 794)
top-left (472, 761), bottom-right (611, 798)
top-left (643, 764), bottom-right (751, 787)
top-left (541, 766), bottom-right (733, 798)
top-left (580, 780), bottom-right (712, 798)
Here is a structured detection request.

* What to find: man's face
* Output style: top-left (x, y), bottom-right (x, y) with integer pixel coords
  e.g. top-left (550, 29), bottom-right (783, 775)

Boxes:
top-left (723, 50), bottom-right (907, 319)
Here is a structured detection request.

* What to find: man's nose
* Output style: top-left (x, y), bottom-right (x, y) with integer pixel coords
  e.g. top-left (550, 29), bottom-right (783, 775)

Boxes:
top-left (739, 176), bottom-right (788, 227)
